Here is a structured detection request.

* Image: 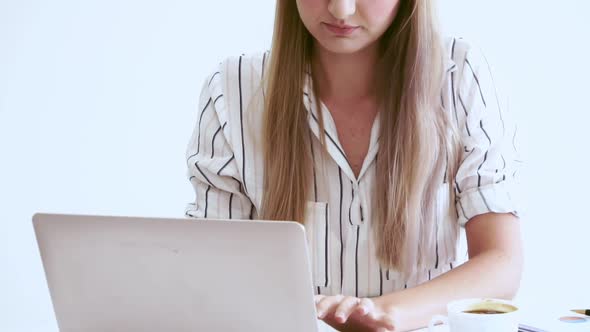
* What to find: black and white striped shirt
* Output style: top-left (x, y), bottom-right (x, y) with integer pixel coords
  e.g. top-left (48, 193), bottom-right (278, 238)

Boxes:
top-left (185, 37), bottom-right (520, 298)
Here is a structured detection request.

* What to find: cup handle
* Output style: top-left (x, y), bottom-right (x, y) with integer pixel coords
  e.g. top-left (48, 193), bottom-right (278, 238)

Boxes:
top-left (428, 314), bottom-right (448, 331)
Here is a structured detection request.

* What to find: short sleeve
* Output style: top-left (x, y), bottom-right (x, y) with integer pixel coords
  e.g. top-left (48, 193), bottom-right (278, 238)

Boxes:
top-left (453, 44), bottom-right (521, 227)
top-left (184, 69), bottom-right (253, 219)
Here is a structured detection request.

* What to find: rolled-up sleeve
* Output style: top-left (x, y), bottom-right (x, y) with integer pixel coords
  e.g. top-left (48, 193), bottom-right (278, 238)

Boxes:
top-left (184, 69), bottom-right (252, 220)
top-left (453, 45), bottom-right (521, 227)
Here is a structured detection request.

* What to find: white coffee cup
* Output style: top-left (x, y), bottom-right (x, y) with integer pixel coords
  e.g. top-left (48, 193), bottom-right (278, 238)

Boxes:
top-left (428, 298), bottom-right (519, 332)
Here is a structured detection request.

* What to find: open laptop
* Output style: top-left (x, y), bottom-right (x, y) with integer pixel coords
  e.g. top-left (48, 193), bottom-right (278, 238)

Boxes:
top-left (33, 213), bottom-right (321, 332)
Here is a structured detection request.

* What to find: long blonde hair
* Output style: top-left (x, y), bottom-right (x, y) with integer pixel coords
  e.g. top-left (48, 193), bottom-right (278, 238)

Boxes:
top-left (261, 0), bottom-right (460, 276)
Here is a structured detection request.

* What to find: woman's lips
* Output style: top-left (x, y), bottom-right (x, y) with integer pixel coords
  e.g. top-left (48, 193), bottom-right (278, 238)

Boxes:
top-left (323, 22), bottom-right (359, 36)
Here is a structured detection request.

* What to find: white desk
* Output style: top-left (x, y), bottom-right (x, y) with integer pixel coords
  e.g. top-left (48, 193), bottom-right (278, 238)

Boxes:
top-left (317, 319), bottom-right (448, 332)
top-left (316, 304), bottom-right (590, 332)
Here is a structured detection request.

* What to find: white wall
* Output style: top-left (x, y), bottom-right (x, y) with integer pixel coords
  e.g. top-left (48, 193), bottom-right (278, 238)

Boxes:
top-left (1, 0), bottom-right (588, 331)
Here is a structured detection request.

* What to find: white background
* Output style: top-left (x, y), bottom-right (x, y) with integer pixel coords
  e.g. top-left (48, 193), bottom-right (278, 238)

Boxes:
top-left (1, 0), bottom-right (589, 331)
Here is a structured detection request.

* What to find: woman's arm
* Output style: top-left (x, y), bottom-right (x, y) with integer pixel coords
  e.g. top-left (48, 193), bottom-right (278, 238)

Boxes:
top-left (316, 212), bottom-right (522, 332)
top-left (185, 69), bottom-right (253, 220)
top-left (374, 212), bottom-right (523, 331)
top-left (374, 40), bottom-right (524, 331)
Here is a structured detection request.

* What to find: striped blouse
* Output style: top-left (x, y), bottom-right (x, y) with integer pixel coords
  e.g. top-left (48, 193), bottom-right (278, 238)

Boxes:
top-left (184, 37), bottom-right (520, 298)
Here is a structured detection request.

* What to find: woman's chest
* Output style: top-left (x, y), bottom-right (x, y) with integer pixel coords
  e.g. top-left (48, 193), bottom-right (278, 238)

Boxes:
top-left (324, 101), bottom-right (379, 178)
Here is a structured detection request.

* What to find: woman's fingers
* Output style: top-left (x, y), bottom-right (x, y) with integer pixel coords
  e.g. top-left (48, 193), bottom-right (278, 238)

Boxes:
top-left (314, 295), bottom-right (396, 331)
top-left (354, 298), bottom-right (395, 331)
top-left (355, 297), bottom-right (374, 316)
top-left (314, 295), bottom-right (326, 305)
top-left (333, 296), bottom-right (361, 323)
top-left (374, 310), bottom-right (396, 330)
top-left (316, 295), bottom-right (344, 319)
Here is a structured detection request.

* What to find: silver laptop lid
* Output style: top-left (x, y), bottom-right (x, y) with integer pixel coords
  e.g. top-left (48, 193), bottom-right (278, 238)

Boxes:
top-left (33, 213), bottom-right (319, 332)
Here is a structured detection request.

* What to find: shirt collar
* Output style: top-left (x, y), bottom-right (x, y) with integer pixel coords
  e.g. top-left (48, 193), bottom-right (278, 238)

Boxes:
top-left (301, 53), bottom-right (455, 182)
top-left (445, 53), bottom-right (457, 73)
top-left (302, 71), bottom-right (381, 183)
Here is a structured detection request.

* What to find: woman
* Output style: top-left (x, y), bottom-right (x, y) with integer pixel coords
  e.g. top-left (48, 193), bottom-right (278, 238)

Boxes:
top-left (185, 0), bottom-right (522, 331)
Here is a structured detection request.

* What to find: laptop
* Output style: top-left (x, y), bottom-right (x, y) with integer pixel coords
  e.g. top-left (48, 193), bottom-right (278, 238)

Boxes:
top-left (33, 213), bottom-right (321, 332)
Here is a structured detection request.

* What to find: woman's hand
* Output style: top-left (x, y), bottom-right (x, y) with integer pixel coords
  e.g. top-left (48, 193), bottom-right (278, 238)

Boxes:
top-left (314, 295), bottom-right (398, 332)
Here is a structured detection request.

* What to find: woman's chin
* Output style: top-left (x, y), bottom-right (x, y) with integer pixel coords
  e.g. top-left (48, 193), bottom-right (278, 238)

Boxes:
top-left (314, 38), bottom-right (374, 55)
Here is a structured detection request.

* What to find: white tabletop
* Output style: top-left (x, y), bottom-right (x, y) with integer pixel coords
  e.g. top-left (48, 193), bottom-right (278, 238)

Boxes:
top-left (317, 319), bottom-right (448, 332)
top-left (316, 304), bottom-right (590, 332)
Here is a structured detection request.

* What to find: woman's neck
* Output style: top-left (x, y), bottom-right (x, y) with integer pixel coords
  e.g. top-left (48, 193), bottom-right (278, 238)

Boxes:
top-left (311, 43), bottom-right (379, 102)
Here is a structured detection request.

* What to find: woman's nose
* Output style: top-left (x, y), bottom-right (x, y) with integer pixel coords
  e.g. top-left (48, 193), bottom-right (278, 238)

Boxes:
top-left (328, 0), bottom-right (356, 21)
